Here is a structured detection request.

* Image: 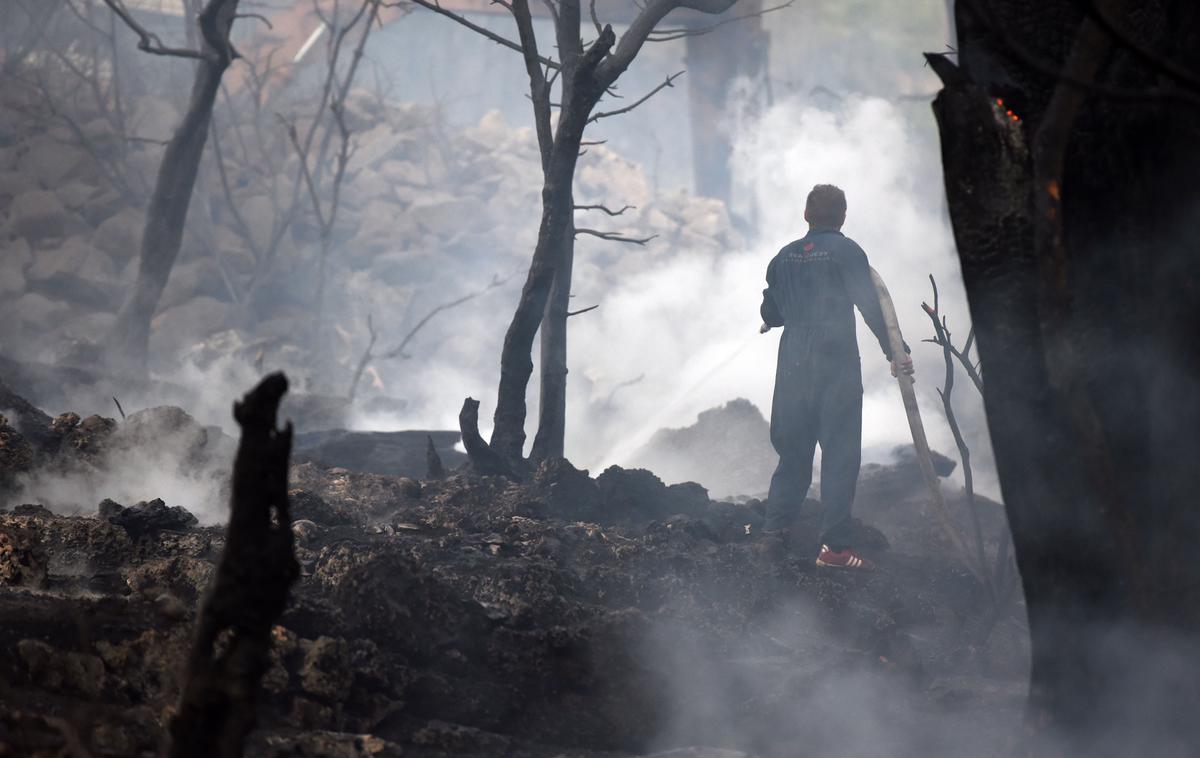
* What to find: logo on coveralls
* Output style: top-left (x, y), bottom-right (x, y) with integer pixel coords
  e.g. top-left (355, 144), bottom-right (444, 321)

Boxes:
top-left (786, 242), bottom-right (830, 263)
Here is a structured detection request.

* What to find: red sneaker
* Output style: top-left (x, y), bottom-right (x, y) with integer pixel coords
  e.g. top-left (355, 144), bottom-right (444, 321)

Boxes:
top-left (815, 544), bottom-right (875, 570)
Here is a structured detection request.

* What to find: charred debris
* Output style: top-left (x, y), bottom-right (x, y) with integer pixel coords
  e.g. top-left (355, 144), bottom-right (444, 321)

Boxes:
top-left (0, 372), bottom-right (1025, 757)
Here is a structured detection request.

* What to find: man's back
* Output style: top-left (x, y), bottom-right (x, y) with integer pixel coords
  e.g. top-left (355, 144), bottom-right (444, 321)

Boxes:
top-left (761, 229), bottom-right (891, 362)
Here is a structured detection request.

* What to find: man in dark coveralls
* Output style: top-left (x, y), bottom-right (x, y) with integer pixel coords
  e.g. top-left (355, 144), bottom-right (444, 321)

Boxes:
top-left (759, 184), bottom-right (913, 570)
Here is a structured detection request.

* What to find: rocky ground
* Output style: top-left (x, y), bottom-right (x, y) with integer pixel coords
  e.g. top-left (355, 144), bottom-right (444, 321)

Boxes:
top-left (0, 379), bottom-right (1028, 757)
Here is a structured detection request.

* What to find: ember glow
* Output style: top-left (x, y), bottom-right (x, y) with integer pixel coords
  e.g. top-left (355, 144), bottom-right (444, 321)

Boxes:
top-left (995, 97), bottom-right (1021, 123)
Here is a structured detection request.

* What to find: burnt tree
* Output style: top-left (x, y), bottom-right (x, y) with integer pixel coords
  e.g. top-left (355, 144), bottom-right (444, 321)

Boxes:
top-left (930, 0), bottom-right (1200, 752)
top-left (102, 0), bottom-right (240, 376)
top-left (168, 372), bottom-right (298, 757)
top-left (414, 0), bottom-right (780, 470)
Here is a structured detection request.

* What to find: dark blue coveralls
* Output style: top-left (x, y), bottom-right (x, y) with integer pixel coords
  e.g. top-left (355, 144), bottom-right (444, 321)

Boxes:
top-left (760, 228), bottom-right (897, 549)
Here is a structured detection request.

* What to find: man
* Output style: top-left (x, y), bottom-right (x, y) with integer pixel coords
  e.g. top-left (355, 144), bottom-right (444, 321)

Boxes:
top-left (759, 184), bottom-right (912, 570)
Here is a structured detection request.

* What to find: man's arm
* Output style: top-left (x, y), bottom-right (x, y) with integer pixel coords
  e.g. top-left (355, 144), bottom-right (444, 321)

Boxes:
top-left (760, 257), bottom-right (785, 329)
top-left (837, 243), bottom-right (906, 360)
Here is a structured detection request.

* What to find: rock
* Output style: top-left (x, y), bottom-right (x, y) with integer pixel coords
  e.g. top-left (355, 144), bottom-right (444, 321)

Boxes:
top-left (97, 498), bottom-right (124, 519)
top-left (79, 187), bottom-right (126, 227)
top-left (397, 477), bottom-right (421, 499)
top-left (90, 207), bottom-right (144, 264)
top-left (149, 295), bottom-right (232, 353)
top-left (596, 465), bottom-right (709, 523)
top-left (299, 636), bottom-right (355, 700)
top-left (123, 554), bottom-right (213, 604)
top-left (130, 96), bottom-right (180, 142)
top-left (292, 518), bottom-right (323, 547)
top-left (411, 196), bottom-right (488, 236)
top-left (0, 380), bottom-right (54, 451)
top-left (9, 189), bottom-right (80, 242)
top-left (633, 399), bottom-right (776, 499)
top-left (112, 406), bottom-right (209, 464)
top-left (891, 444), bottom-right (958, 478)
top-left (17, 639), bottom-right (105, 699)
top-left (104, 498), bottom-right (198, 536)
top-left (15, 139), bottom-right (87, 188)
top-left (44, 412), bottom-right (116, 460)
top-left (160, 257), bottom-right (230, 310)
top-left (290, 490), bottom-right (355, 527)
top-left (0, 292), bottom-right (73, 347)
top-left (155, 592), bottom-right (189, 621)
top-left (532, 457), bottom-right (604, 522)
top-left (11, 503), bottom-right (54, 518)
top-left (0, 414), bottom-right (35, 489)
top-left (292, 429), bottom-right (465, 479)
top-left (281, 395), bottom-right (353, 434)
top-left (258, 731), bottom-right (403, 757)
top-left (25, 236), bottom-right (123, 311)
top-left (0, 237), bottom-right (31, 297)
top-left (55, 181), bottom-right (95, 211)
top-left (0, 522), bottom-right (48, 588)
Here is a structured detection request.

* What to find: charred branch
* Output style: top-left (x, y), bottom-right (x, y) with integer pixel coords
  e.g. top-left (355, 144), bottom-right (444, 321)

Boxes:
top-left (574, 202), bottom-right (633, 216)
top-left (167, 373), bottom-right (299, 757)
top-left (575, 228), bottom-right (658, 245)
top-left (589, 71), bottom-right (684, 123)
top-left (459, 397), bottom-right (521, 479)
top-left (645, 0), bottom-right (793, 42)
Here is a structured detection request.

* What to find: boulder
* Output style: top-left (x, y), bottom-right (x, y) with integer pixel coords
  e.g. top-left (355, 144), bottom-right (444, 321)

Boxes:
top-left (0, 237), bottom-right (31, 297)
top-left (411, 196), bottom-right (488, 237)
top-left (80, 187), bottom-right (126, 227)
top-left (102, 498), bottom-right (199, 536)
top-left (292, 430), bottom-right (465, 479)
top-left (9, 189), bottom-right (80, 242)
top-left (632, 399), bottom-right (776, 499)
top-left (16, 639), bottom-right (105, 698)
top-left (596, 465), bottom-right (710, 523)
top-left (0, 522), bottom-right (49, 588)
top-left (0, 415), bottom-right (36, 489)
top-left (111, 406), bottom-right (209, 465)
top-left (91, 207), bottom-right (144, 264)
top-left (160, 257), bottom-right (232, 310)
top-left (15, 139), bottom-right (87, 188)
top-left (149, 295), bottom-right (231, 353)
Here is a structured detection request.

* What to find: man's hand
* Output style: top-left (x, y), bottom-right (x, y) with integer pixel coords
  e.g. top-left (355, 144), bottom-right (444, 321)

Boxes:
top-left (891, 355), bottom-right (914, 378)
top-left (759, 323), bottom-right (773, 334)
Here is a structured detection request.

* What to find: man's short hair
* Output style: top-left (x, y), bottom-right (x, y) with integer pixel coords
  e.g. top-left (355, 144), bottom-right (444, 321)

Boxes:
top-left (806, 184), bottom-right (847, 228)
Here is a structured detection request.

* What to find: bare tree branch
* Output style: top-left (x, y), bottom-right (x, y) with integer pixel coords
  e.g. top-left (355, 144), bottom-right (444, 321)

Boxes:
top-left (575, 228), bottom-right (657, 245)
top-left (647, 0), bottom-right (794, 42)
top-left (589, 70), bottom-right (684, 122)
top-left (379, 274), bottom-right (516, 361)
top-left (101, 0), bottom-right (208, 59)
top-left (575, 203), bottom-right (634, 216)
top-left (407, 0), bottom-right (560, 69)
top-left (510, 0), bottom-right (554, 167)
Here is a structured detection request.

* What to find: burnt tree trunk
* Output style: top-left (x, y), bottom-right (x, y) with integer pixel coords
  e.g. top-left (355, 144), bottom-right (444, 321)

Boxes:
top-left (106, 0), bottom-right (240, 376)
top-left (167, 372), bottom-right (298, 757)
top-left (931, 1), bottom-right (1200, 751)
top-left (483, 0), bottom-right (738, 469)
top-left (531, 217), bottom-right (574, 462)
top-left (489, 64), bottom-right (602, 464)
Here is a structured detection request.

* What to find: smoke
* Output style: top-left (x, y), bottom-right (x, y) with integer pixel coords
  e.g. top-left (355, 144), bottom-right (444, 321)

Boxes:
top-left (638, 595), bottom-right (1027, 757)
top-left (559, 94), bottom-right (997, 494)
top-left (9, 402), bottom-right (236, 524)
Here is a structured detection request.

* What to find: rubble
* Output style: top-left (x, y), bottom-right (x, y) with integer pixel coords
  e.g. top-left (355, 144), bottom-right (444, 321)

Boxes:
top-left (632, 398), bottom-right (777, 498)
top-left (101, 497), bottom-right (200, 536)
top-left (0, 85), bottom-right (744, 397)
top-left (0, 384), bottom-right (1026, 756)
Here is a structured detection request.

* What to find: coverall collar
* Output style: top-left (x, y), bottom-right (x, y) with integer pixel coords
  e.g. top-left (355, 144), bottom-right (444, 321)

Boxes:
top-left (807, 226), bottom-right (845, 235)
